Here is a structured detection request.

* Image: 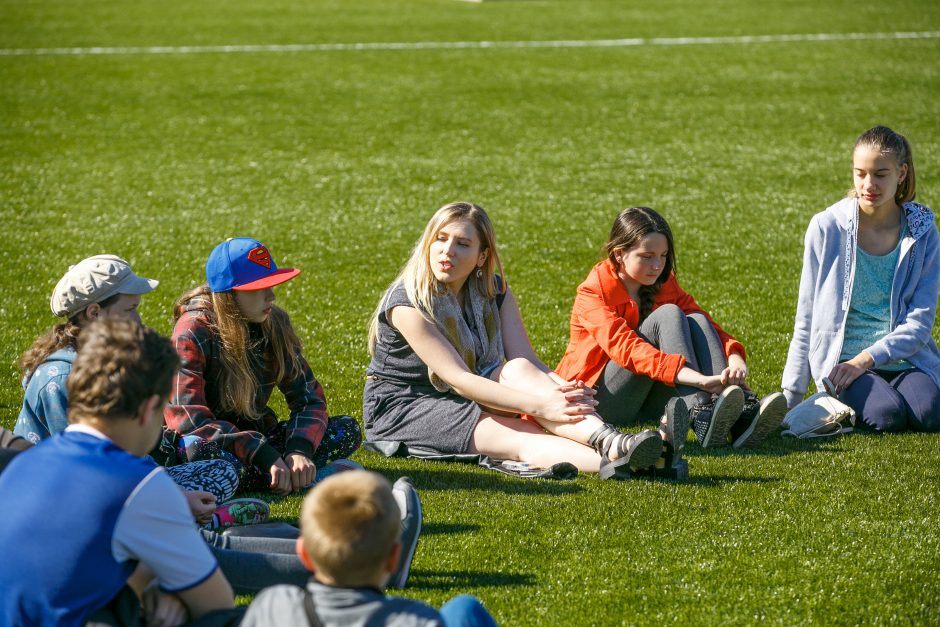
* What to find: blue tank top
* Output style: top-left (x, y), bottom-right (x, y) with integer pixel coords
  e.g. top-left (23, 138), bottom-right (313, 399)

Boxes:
top-left (841, 225), bottom-right (912, 370)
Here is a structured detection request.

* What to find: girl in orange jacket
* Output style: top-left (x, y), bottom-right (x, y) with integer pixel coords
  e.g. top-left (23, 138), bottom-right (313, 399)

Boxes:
top-left (557, 207), bottom-right (786, 449)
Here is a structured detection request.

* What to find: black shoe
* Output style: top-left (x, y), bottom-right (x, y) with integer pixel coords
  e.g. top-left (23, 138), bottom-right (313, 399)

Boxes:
top-left (731, 392), bottom-right (787, 449)
top-left (389, 477), bottom-right (422, 589)
top-left (690, 386), bottom-right (744, 448)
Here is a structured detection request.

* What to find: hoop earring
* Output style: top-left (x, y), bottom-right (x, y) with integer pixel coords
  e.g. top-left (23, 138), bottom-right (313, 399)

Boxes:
top-left (476, 267), bottom-right (483, 279)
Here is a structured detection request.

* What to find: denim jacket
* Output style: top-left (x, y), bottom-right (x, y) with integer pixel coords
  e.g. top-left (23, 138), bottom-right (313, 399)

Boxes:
top-left (781, 198), bottom-right (940, 407)
top-left (14, 347), bottom-right (76, 443)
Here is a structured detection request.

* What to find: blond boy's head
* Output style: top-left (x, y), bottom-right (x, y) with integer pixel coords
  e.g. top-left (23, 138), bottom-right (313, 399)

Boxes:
top-left (299, 471), bottom-right (401, 587)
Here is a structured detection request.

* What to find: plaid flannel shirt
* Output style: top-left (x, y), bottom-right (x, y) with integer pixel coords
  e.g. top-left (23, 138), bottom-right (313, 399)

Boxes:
top-left (164, 300), bottom-right (328, 471)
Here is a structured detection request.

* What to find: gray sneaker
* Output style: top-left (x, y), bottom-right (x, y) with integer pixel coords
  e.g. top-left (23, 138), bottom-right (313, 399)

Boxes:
top-left (732, 392), bottom-right (787, 449)
top-left (690, 386), bottom-right (745, 448)
top-left (389, 476), bottom-right (422, 589)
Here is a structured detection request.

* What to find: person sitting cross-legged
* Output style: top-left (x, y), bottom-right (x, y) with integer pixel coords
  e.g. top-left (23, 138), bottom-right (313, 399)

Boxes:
top-left (0, 318), bottom-right (237, 626)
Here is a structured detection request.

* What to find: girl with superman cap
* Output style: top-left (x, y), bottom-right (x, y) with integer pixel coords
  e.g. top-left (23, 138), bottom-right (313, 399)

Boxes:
top-left (165, 238), bottom-right (362, 494)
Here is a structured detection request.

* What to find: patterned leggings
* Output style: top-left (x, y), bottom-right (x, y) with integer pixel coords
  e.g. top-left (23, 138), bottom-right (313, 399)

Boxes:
top-left (165, 459), bottom-right (240, 503)
top-left (239, 414), bottom-right (362, 492)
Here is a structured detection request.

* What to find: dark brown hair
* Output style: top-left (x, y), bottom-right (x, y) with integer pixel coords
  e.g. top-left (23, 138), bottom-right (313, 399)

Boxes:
top-left (67, 319), bottom-right (179, 422)
top-left (605, 206), bottom-right (676, 322)
top-left (19, 293), bottom-right (122, 382)
top-left (854, 125), bottom-right (916, 204)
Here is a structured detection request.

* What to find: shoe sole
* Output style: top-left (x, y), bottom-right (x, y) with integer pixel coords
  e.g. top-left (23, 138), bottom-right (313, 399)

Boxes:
top-left (625, 431), bottom-right (665, 471)
top-left (700, 386), bottom-right (744, 448)
top-left (389, 477), bottom-right (422, 589)
top-left (733, 392), bottom-right (787, 449)
top-left (663, 397), bottom-right (690, 461)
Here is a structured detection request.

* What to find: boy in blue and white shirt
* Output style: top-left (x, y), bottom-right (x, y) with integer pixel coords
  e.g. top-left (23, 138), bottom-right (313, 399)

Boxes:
top-left (0, 319), bottom-right (236, 626)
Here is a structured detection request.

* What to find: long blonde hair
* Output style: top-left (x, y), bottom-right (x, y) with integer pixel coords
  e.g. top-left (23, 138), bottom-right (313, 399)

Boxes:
top-left (368, 202), bottom-right (505, 355)
top-left (174, 284), bottom-right (303, 419)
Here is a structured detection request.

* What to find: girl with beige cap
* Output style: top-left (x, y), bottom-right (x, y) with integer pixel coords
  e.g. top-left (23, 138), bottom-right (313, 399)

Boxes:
top-left (15, 255), bottom-right (267, 530)
top-left (17, 254), bottom-right (157, 442)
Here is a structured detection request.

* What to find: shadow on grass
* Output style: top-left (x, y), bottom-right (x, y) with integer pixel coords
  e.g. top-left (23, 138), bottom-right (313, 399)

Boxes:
top-left (407, 569), bottom-right (535, 590)
top-left (423, 522), bottom-right (481, 536)
top-left (372, 463), bottom-right (585, 495)
top-left (678, 474), bottom-right (782, 486)
top-left (686, 437), bottom-right (848, 458)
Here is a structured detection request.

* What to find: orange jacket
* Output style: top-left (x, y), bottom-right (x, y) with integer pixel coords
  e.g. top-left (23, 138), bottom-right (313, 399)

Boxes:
top-left (556, 259), bottom-right (746, 387)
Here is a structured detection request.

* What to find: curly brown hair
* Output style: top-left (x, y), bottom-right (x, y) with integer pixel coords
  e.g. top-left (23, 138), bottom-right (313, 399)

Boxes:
top-left (67, 319), bottom-right (179, 423)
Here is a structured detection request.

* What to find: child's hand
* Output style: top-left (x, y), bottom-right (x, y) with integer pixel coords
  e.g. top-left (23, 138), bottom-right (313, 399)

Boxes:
top-left (285, 452), bottom-right (317, 492)
top-left (269, 458), bottom-right (293, 495)
top-left (722, 354), bottom-right (748, 386)
top-left (183, 490), bottom-right (217, 525)
top-left (142, 582), bottom-right (187, 627)
top-left (827, 353), bottom-right (873, 394)
top-left (696, 374), bottom-right (727, 394)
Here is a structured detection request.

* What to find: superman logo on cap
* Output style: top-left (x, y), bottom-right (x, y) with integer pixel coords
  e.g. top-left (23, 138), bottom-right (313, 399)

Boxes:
top-left (247, 246), bottom-right (272, 269)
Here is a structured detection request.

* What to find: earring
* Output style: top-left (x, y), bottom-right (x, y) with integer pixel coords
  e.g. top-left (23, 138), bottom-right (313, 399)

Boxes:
top-left (476, 267), bottom-right (483, 278)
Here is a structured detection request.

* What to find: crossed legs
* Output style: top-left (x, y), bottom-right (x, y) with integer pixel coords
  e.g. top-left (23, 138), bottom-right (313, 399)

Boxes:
top-left (468, 357), bottom-right (632, 472)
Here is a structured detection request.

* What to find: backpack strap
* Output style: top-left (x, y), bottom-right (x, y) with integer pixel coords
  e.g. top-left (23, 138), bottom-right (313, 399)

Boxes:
top-left (303, 588), bottom-right (324, 627)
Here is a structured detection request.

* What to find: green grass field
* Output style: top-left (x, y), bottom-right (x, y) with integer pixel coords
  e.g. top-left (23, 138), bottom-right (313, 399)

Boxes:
top-left (2, 0), bottom-right (939, 624)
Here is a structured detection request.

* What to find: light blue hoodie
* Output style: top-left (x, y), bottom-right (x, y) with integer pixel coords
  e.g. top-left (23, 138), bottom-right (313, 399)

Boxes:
top-left (782, 198), bottom-right (940, 407)
top-left (14, 347), bottom-right (75, 443)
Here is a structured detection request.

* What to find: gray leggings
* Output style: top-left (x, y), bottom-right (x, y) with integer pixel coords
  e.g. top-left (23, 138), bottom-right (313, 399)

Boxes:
top-left (201, 528), bottom-right (307, 595)
top-left (595, 304), bottom-right (727, 425)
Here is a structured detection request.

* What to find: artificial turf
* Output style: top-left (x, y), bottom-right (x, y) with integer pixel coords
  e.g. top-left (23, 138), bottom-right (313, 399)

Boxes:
top-left (2, 0), bottom-right (939, 624)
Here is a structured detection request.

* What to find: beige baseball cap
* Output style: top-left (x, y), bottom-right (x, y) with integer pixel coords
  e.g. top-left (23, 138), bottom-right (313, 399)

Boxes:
top-left (50, 254), bottom-right (159, 317)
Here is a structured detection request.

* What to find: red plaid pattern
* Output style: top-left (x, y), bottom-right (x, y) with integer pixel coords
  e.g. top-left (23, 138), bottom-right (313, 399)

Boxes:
top-left (164, 302), bottom-right (327, 470)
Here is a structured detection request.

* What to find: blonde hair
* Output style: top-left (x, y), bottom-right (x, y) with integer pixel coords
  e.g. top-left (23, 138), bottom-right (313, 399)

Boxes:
top-left (173, 285), bottom-right (303, 419)
top-left (367, 201), bottom-right (505, 355)
top-left (301, 471), bottom-right (400, 586)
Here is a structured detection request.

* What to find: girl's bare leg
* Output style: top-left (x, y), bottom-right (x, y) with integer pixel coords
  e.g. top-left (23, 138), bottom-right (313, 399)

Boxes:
top-left (468, 413), bottom-right (602, 472)
top-left (496, 358), bottom-right (612, 446)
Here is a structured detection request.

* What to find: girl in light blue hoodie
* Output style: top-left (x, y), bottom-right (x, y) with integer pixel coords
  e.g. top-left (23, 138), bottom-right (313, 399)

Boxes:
top-left (782, 126), bottom-right (940, 432)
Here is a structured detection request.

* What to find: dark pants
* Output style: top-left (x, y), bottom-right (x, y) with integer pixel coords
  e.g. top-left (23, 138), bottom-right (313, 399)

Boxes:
top-left (0, 427), bottom-right (30, 475)
top-left (239, 415), bottom-right (362, 491)
top-left (840, 367), bottom-right (940, 433)
top-left (83, 585), bottom-right (246, 627)
top-left (595, 304), bottom-right (726, 425)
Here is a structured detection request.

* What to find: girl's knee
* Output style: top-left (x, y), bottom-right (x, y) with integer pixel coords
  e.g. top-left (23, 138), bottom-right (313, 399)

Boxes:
top-left (648, 303), bottom-right (684, 323)
top-left (906, 395), bottom-right (940, 433)
top-left (498, 357), bottom-right (537, 384)
top-left (858, 409), bottom-right (907, 433)
top-left (853, 394), bottom-right (907, 432)
top-left (894, 372), bottom-right (940, 432)
top-left (843, 374), bottom-right (906, 432)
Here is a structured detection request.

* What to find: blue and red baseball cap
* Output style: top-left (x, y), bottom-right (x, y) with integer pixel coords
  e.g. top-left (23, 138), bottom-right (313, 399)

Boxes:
top-left (206, 238), bottom-right (301, 292)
